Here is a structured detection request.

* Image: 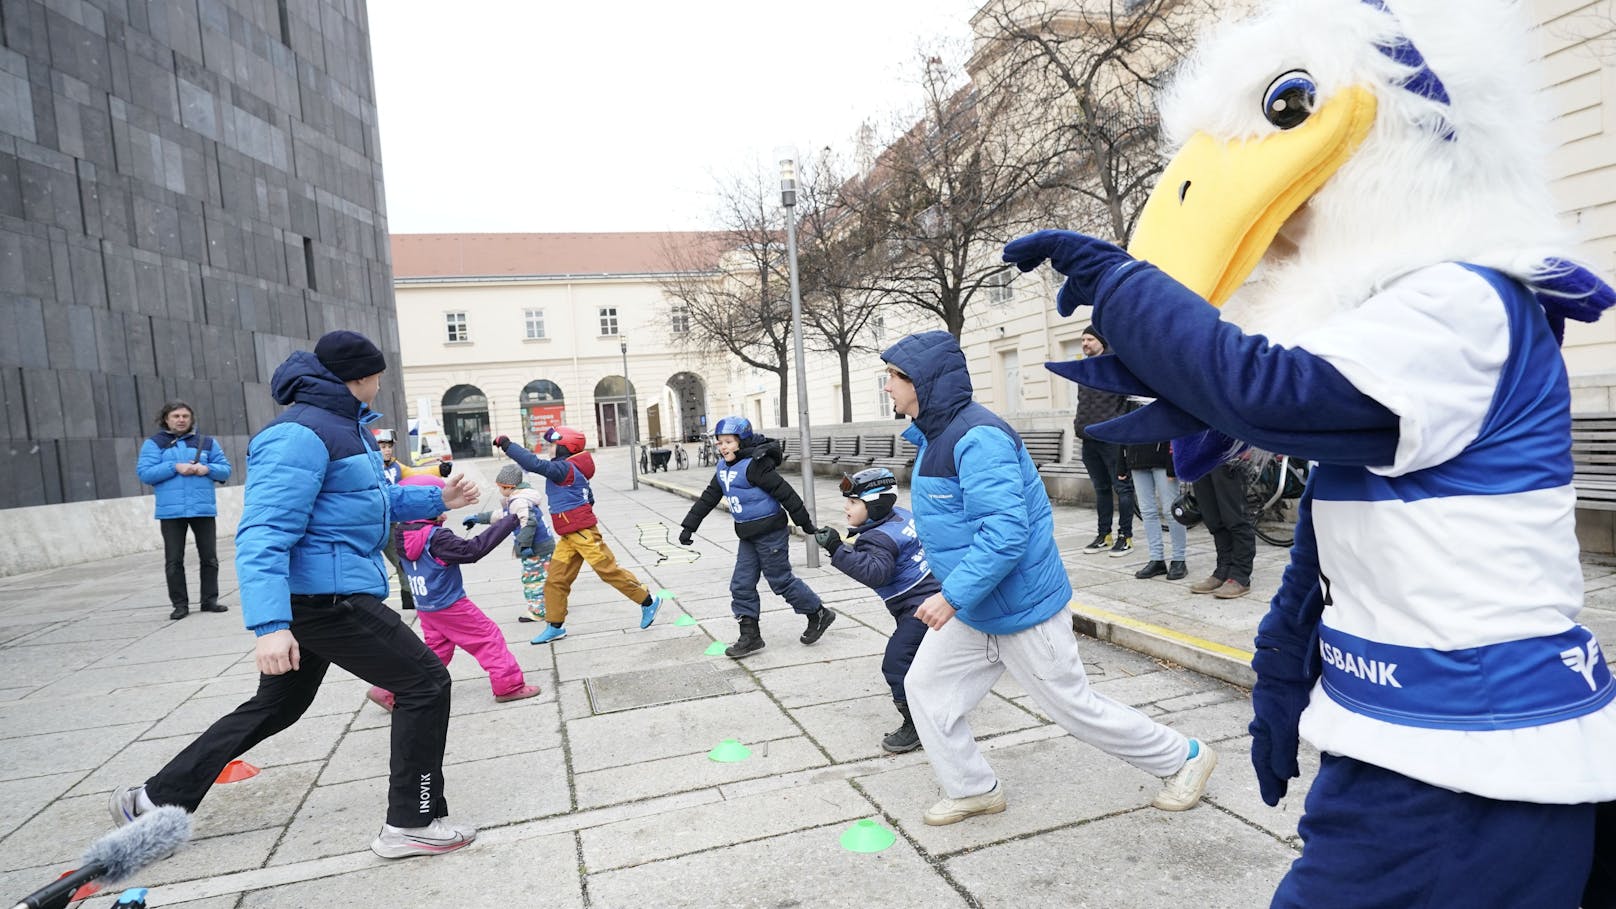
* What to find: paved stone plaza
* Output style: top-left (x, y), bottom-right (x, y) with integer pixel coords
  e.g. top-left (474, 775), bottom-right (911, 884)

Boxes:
top-left (2, 458), bottom-right (1612, 908)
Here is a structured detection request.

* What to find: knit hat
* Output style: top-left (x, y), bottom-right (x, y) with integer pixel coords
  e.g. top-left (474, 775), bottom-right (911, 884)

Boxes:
top-left (1080, 324), bottom-right (1106, 348)
top-left (314, 330), bottom-right (387, 381)
top-left (495, 464), bottom-right (524, 487)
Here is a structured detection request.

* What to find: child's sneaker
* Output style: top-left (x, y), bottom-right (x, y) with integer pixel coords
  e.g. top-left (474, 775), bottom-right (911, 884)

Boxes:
top-left (493, 683), bottom-right (542, 703)
top-left (923, 783), bottom-right (1007, 826)
top-left (517, 607), bottom-right (546, 624)
top-left (641, 590), bottom-right (671, 629)
top-left (530, 624), bottom-right (567, 645)
top-left (1153, 739), bottom-right (1218, 811)
top-left (370, 818), bottom-right (477, 859)
top-left (366, 687), bottom-right (395, 713)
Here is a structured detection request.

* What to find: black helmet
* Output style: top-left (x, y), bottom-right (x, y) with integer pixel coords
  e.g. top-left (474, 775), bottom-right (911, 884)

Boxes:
top-left (840, 467), bottom-right (897, 501)
top-left (1171, 490), bottom-right (1202, 527)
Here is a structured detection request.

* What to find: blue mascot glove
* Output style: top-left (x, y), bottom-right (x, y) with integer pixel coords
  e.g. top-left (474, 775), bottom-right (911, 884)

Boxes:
top-left (1002, 229), bottom-right (1139, 316)
top-left (1249, 672), bottom-right (1312, 806)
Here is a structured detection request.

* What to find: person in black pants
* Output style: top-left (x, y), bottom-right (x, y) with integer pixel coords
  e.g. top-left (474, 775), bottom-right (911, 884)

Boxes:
top-left (111, 331), bottom-right (484, 860)
top-left (1073, 326), bottom-right (1136, 557)
top-left (1188, 461), bottom-right (1255, 598)
top-left (136, 401), bottom-right (232, 619)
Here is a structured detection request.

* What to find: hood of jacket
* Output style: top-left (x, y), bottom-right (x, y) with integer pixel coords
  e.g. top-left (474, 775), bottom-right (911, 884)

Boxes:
top-left (560, 450), bottom-right (597, 480)
top-left (738, 436), bottom-right (783, 468)
top-left (271, 350), bottom-right (363, 419)
top-left (882, 331), bottom-right (973, 440)
top-left (399, 518), bottom-right (440, 561)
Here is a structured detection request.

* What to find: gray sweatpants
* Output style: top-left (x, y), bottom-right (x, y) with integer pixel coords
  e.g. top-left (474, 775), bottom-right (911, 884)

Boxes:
top-left (905, 609), bottom-right (1189, 798)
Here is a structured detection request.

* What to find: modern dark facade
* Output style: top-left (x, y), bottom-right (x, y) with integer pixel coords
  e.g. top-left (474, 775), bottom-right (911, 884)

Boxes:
top-left (0, 0), bottom-right (404, 509)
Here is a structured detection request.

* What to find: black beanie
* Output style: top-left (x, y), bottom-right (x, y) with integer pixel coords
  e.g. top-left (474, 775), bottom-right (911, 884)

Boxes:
top-left (315, 330), bottom-right (387, 381)
top-left (1081, 324), bottom-right (1106, 348)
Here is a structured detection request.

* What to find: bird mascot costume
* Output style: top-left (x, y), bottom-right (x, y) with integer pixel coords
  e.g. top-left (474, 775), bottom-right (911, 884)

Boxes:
top-left (1003, 0), bottom-right (1616, 905)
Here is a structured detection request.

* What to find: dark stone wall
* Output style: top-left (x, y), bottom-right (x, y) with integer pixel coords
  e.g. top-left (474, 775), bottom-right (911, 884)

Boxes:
top-left (0, 0), bottom-right (405, 509)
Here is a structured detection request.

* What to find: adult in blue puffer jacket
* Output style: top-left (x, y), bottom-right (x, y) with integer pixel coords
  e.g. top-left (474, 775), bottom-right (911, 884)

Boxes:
top-left (111, 331), bottom-right (487, 862)
top-left (137, 400), bottom-right (232, 620)
top-left (881, 330), bottom-right (1217, 827)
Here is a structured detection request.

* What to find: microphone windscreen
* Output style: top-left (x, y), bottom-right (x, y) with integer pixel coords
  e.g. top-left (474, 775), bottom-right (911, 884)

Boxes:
top-left (82, 806), bottom-right (193, 882)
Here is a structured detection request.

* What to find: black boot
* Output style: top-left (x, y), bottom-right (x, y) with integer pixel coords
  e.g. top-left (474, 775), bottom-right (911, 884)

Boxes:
top-left (1166, 560), bottom-right (1188, 581)
top-left (882, 703), bottom-right (921, 754)
top-left (725, 617), bottom-right (765, 658)
top-left (169, 604), bottom-right (189, 620)
top-left (1134, 560), bottom-right (1168, 579)
top-left (800, 607), bottom-right (836, 645)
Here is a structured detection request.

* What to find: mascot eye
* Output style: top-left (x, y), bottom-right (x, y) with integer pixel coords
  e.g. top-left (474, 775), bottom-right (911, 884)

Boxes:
top-left (1263, 70), bottom-right (1317, 130)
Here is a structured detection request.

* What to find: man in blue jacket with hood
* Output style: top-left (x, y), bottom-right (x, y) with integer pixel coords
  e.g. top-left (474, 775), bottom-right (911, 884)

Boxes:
top-left (881, 330), bottom-right (1217, 825)
top-left (110, 331), bottom-right (485, 861)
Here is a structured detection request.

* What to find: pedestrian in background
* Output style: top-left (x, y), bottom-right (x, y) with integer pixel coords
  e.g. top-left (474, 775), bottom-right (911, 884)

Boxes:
top-left (1074, 326), bottom-right (1136, 558)
top-left (137, 401), bottom-right (232, 620)
top-left (1125, 435), bottom-right (1188, 581)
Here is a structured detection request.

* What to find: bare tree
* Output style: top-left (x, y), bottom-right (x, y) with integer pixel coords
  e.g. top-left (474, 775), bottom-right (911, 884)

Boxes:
top-left (793, 150), bottom-right (890, 422)
top-left (970, 0), bottom-right (1219, 241)
top-left (836, 51), bottom-right (1067, 339)
top-left (657, 170), bottom-right (799, 427)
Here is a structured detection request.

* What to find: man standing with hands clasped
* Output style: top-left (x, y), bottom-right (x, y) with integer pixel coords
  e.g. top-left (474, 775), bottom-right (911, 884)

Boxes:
top-left (111, 330), bottom-right (486, 860)
top-left (880, 330), bottom-right (1217, 825)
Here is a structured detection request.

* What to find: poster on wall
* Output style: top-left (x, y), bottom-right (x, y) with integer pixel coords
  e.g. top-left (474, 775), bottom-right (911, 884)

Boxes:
top-left (527, 405), bottom-right (566, 444)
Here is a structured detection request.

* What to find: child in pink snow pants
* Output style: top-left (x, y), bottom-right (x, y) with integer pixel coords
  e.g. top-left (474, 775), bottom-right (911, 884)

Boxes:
top-left (368, 475), bottom-right (540, 709)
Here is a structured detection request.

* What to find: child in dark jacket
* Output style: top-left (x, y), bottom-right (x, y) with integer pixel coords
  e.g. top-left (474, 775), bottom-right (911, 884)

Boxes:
top-left (680, 416), bottom-right (831, 658)
top-left (814, 467), bottom-right (937, 753)
top-left (494, 425), bottom-right (671, 645)
top-left (366, 475), bottom-right (541, 709)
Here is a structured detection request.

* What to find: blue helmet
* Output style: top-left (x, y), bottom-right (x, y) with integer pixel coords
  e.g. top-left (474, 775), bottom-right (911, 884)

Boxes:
top-left (713, 416), bottom-right (753, 440)
top-left (841, 467), bottom-right (897, 501)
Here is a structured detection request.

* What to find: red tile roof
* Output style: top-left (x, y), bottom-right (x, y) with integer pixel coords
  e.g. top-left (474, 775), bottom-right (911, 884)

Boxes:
top-left (390, 232), bottom-right (732, 279)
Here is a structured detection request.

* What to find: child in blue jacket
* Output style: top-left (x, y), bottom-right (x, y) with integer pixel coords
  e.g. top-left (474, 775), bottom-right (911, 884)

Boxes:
top-left (814, 467), bottom-right (936, 753)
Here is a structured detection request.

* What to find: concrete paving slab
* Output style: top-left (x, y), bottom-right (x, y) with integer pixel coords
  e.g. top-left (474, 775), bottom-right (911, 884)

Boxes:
top-left (0, 721), bottom-right (152, 781)
top-left (585, 822), bottom-right (969, 909)
top-left (0, 770), bottom-right (83, 839)
top-left (0, 681), bottom-right (199, 740)
top-left (794, 693), bottom-right (1041, 764)
top-left (1200, 735), bottom-right (1316, 844)
top-left (755, 654), bottom-right (891, 708)
top-left (579, 778), bottom-right (871, 872)
top-left (573, 735), bottom-right (828, 810)
top-left (945, 802), bottom-right (1296, 909)
top-left (585, 661), bottom-right (744, 713)
top-left (566, 691), bottom-right (800, 774)
top-left (30, 652), bottom-right (241, 698)
top-left (552, 633), bottom-right (717, 683)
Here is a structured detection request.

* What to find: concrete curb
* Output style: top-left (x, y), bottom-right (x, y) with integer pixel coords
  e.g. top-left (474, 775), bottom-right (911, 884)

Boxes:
top-left (643, 473), bottom-right (1255, 690)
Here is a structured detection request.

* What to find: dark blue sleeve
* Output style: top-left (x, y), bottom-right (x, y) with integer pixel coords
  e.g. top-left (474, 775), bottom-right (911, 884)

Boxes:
top-left (1090, 263), bottom-right (1399, 466)
top-left (830, 532), bottom-right (900, 589)
top-left (430, 516), bottom-right (518, 565)
top-left (503, 444), bottom-right (570, 483)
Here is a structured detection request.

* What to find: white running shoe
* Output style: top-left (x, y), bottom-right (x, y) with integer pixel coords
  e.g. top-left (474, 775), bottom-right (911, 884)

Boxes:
top-left (370, 818), bottom-right (478, 859)
top-left (1153, 740), bottom-right (1218, 811)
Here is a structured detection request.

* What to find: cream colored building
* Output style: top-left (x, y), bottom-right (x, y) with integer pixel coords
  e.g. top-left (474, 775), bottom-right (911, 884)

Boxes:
top-left (392, 233), bottom-right (728, 459)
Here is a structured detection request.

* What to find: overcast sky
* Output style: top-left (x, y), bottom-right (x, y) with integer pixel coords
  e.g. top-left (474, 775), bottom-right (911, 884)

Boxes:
top-left (367, 2), bottom-right (984, 235)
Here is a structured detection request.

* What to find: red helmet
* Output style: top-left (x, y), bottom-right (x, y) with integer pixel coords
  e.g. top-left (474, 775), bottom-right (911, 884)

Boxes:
top-left (542, 425), bottom-right (587, 457)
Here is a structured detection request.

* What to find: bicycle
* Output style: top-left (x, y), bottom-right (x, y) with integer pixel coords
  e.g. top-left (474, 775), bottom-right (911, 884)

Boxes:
top-left (1244, 453), bottom-right (1311, 547)
top-left (672, 443), bottom-right (689, 470)
top-left (698, 437), bottom-right (715, 468)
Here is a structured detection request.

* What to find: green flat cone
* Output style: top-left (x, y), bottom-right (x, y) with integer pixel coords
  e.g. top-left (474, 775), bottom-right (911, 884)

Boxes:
top-left (707, 738), bottom-right (751, 762)
top-left (656, 588), bottom-right (676, 599)
top-left (674, 614), bottom-right (697, 627)
top-left (839, 818), bottom-right (896, 853)
top-left (704, 640), bottom-right (728, 656)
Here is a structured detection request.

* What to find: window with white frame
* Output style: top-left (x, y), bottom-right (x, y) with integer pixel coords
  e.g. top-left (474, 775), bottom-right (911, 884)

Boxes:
top-left (876, 372), bottom-right (894, 419)
top-left (524, 308), bottom-right (546, 340)
top-left (670, 304), bottom-right (690, 334)
top-left (599, 307), bottom-right (619, 336)
top-left (445, 311), bottom-right (468, 342)
top-left (986, 269), bottom-right (1014, 305)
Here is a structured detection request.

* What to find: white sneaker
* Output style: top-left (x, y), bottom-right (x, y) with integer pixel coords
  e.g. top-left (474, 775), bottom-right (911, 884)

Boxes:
top-left (1153, 740), bottom-right (1217, 811)
top-left (109, 784), bottom-right (157, 827)
top-left (923, 782), bottom-right (1008, 826)
top-left (370, 818), bottom-right (478, 859)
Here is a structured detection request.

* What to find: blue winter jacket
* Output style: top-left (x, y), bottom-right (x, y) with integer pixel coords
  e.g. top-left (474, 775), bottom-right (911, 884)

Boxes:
top-left (235, 351), bottom-right (445, 636)
top-left (883, 331), bottom-right (1071, 635)
top-left (137, 431), bottom-right (231, 518)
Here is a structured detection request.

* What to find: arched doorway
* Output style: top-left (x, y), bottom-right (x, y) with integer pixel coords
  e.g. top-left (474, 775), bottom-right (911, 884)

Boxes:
top-left (666, 371), bottom-right (707, 441)
top-left (520, 379), bottom-right (565, 448)
top-left (593, 375), bottom-right (637, 448)
top-left (442, 384), bottom-right (490, 458)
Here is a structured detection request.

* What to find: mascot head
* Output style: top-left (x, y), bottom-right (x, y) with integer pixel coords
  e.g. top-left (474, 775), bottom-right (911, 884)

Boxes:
top-left (1129, 0), bottom-right (1608, 342)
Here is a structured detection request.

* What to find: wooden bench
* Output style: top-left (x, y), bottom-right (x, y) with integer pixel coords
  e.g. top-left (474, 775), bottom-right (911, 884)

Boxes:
top-left (827, 436), bottom-right (861, 464)
top-left (809, 436), bottom-right (832, 457)
top-left (1020, 429), bottom-right (1066, 468)
top-left (872, 438), bottom-right (919, 482)
top-left (1573, 412), bottom-right (1616, 511)
top-left (839, 434), bottom-right (894, 469)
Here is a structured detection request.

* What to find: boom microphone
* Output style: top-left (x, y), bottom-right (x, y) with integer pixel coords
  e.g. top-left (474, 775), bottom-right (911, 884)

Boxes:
top-left (11, 807), bottom-right (192, 909)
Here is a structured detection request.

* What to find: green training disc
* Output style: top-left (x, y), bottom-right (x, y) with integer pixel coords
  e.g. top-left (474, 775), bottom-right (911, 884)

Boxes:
top-left (839, 818), bottom-right (896, 853)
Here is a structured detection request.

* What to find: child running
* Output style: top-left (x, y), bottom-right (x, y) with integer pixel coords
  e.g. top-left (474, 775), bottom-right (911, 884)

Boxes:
top-left (463, 464), bottom-right (556, 624)
top-left (813, 467), bottom-right (936, 753)
top-left (494, 426), bottom-right (670, 644)
top-left (366, 475), bottom-right (541, 710)
top-left (679, 416), bottom-right (832, 658)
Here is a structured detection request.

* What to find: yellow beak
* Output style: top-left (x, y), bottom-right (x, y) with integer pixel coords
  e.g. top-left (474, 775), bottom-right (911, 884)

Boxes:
top-left (1127, 86), bottom-right (1377, 306)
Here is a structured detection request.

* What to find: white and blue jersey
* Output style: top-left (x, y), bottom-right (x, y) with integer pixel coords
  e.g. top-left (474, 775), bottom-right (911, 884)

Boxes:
top-left (1292, 263), bottom-right (1616, 802)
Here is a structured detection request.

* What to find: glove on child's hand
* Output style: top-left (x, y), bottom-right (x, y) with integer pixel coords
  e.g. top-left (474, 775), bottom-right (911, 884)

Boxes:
top-left (437, 461), bottom-right (453, 477)
top-left (493, 435), bottom-right (511, 450)
top-left (461, 516), bottom-right (480, 530)
top-left (813, 526), bottom-right (842, 555)
top-left (678, 528), bottom-right (695, 547)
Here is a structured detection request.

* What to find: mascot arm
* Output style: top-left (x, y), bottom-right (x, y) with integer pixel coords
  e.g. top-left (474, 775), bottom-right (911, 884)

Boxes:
top-left (1090, 262), bottom-right (1400, 466)
top-left (1250, 485), bottom-right (1326, 806)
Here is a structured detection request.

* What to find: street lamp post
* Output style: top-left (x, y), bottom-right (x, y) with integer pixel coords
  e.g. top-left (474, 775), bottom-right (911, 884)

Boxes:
top-left (778, 147), bottom-right (819, 568)
top-left (621, 338), bottom-right (639, 491)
